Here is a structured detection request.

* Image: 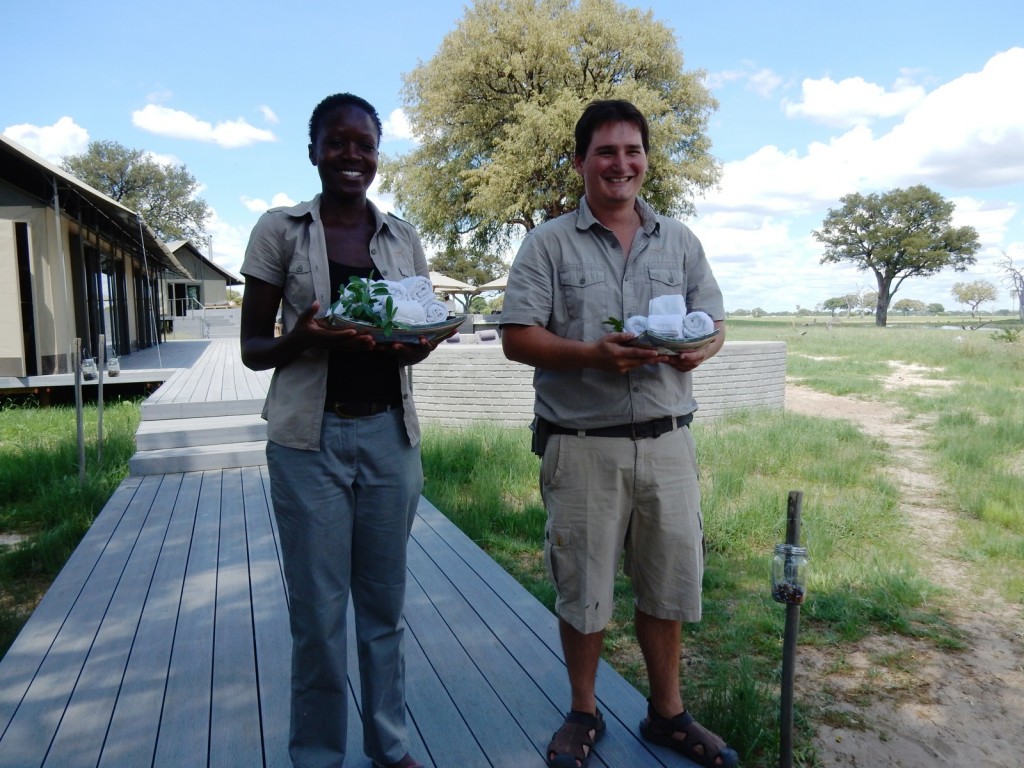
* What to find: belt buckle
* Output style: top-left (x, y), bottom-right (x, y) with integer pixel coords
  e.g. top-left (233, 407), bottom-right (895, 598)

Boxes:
top-left (631, 421), bottom-right (655, 440)
top-left (331, 402), bottom-right (357, 418)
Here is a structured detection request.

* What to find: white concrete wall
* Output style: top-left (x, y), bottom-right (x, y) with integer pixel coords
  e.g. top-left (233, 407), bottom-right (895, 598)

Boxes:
top-left (411, 340), bottom-right (786, 427)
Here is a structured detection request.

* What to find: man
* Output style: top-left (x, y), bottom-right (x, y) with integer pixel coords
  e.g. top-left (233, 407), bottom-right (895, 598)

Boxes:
top-left (500, 100), bottom-right (738, 768)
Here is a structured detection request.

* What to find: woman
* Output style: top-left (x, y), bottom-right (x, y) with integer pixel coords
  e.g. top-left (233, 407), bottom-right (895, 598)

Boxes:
top-left (240, 93), bottom-right (436, 768)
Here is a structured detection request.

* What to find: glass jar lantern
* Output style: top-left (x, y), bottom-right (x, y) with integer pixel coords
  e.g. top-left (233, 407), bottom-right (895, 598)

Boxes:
top-left (771, 543), bottom-right (808, 605)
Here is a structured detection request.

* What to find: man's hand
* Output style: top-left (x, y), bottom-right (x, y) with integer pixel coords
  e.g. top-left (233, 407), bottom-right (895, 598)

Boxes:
top-left (593, 332), bottom-right (664, 374)
top-left (660, 345), bottom-right (710, 373)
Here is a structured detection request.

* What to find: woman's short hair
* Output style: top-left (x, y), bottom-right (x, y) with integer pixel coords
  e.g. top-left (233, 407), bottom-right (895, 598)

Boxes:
top-left (309, 93), bottom-right (383, 145)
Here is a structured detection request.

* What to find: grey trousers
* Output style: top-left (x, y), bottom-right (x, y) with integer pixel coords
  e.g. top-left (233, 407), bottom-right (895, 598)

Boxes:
top-left (267, 409), bottom-right (423, 768)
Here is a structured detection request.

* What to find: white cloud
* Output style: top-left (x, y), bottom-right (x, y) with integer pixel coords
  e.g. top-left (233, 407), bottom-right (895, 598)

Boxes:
top-left (702, 48), bottom-right (1024, 221)
top-left (241, 193), bottom-right (297, 212)
top-left (382, 109), bottom-right (415, 142)
top-left (784, 75), bottom-right (926, 127)
top-left (132, 104), bottom-right (277, 148)
top-left (882, 48), bottom-right (1024, 188)
top-left (2, 116), bottom-right (89, 163)
top-left (706, 62), bottom-right (783, 98)
top-left (259, 105), bottom-right (279, 124)
top-left (747, 68), bottom-right (784, 98)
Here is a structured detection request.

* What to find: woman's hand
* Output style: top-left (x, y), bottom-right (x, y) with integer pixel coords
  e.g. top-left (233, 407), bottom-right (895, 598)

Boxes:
top-left (296, 303), bottom-right (377, 352)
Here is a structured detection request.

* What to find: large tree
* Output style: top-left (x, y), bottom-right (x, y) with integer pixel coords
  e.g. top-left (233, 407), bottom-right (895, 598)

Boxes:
top-left (61, 140), bottom-right (210, 242)
top-left (814, 185), bottom-right (980, 326)
top-left (379, 0), bottom-right (720, 265)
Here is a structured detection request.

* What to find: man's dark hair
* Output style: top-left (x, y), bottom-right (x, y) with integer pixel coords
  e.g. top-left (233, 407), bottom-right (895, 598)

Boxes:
top-left (574, 99), bottom-right (650, 159)
top-left (308, 93), bottom-right (383, 145)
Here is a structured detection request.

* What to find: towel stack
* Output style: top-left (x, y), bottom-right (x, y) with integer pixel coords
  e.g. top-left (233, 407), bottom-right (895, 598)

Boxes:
top-left (328, 275), bottom-right (451, 327)
top-left (624, 295), bottom-right (715, 339)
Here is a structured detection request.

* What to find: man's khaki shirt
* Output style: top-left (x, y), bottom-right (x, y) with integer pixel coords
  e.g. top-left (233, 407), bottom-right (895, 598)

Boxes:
top-left (500, 196), bottom-right (724, 428)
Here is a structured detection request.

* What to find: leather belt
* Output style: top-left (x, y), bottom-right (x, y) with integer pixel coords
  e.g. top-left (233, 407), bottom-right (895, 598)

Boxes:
top-left (546, 413), bottom-right (692, 440)
top-left (325, 401), bottom-right (396, 418)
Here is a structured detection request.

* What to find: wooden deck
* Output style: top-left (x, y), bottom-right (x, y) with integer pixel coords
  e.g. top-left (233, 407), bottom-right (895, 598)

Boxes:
top-left (0, 339), bottom-right (695, 767)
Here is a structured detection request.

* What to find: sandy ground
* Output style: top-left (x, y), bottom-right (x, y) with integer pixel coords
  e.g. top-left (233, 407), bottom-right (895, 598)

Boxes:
top-left (785, 365), bottom-right (1024, 768)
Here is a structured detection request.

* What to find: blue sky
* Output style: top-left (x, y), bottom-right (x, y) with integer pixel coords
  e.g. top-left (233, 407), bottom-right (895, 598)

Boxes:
top-left (4, 0), bottom-right (1023, 312)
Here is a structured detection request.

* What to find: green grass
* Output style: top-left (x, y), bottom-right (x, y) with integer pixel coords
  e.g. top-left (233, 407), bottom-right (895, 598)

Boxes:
top-left (0, 397), bottom-right (141, 656)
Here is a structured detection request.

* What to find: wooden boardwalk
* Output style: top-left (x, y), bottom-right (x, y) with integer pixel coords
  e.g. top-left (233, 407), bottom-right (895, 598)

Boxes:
top-left (0, 339), bottom-right (695, 767)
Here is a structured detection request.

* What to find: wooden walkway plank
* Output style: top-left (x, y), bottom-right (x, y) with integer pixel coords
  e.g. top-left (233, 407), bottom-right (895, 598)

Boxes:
top-left (42, 474), bottom-right (183, 767)
top-left (98, 472), bottom-right (203, 767)
top-left (151, 471), bottom-right (222, 767)
top-left (242, 465), bottom-right (290, 767)
top-left (209, 468), bottom-right (264, 768)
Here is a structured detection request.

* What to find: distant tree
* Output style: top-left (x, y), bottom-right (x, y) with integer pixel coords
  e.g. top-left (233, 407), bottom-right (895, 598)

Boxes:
top-left (225, 288), bottom-right (242, 305)
top-left (926, 302), bottom-right (945, 314)
top-left (730, 308), bottom-right (751, 316)
top-left (814, 185), bottom-right (980, 327)
top-left (61, 140), bottom-right (210, 241)
top-left (822, 295), bottom-right (857, 316)
top-left (379, 0), bottom-right (720, 254)
top-left (860, 290), bottom-right (879, 311)
top-left (429, 242), bottom-right (507, 288)
top-left (951, 280), bottom-right (998, 317)
top-left (751, 307), bottom-right (766, 318)
top-left (998, 252), bottom-right (1024, 323)
top-left (892, 298), bottom-right (926, 315)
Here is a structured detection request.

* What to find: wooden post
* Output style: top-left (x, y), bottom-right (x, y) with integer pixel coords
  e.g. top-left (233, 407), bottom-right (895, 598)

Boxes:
top-left (97, 334), bottom-right (105, 465)
top-left (779, 490), bottom-right (803, 768)
top-left (74, 339), bottom-right (85, 485)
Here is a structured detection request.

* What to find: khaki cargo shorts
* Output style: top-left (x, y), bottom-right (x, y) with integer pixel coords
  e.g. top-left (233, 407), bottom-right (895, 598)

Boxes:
top-left (540, 424), bottom-right (705, 634)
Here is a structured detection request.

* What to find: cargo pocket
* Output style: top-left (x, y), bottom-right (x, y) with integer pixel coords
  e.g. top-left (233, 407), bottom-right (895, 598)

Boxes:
top-left (544, 523), bottom-right (580, 604)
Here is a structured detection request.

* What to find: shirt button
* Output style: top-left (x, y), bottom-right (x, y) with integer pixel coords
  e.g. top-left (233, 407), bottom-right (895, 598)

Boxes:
top-left (371, 248), bottom-right (377, 255)
top-left (579, 277), bottom-right (585, 285)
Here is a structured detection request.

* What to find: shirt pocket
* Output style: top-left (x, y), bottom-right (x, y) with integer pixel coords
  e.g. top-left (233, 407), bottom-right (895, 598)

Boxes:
top-left (559, 265), bottom-right (608, 332)
top-left (647, 263), bottom-right (685, 307)
top-left (284, 256), bottom-right (315, 309)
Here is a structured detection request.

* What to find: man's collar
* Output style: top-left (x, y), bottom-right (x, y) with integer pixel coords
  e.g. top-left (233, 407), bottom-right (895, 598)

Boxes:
top-left (577, 195), bottom-right (659, 234)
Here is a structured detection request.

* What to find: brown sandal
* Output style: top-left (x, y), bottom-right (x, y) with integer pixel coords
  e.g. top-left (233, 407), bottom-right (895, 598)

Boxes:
top-left (546, 709), bottom-right (605, 768)
top-left (639, 700), bottom-right (738, 767)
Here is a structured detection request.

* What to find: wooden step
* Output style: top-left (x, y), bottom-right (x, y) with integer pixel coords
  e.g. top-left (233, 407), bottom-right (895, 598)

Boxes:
top-left (129, 440), bottom-right (267, 475)
top-left (135, 413), bottom-right (266, 450)
top-left (141, 397), bottom-right (265, 421)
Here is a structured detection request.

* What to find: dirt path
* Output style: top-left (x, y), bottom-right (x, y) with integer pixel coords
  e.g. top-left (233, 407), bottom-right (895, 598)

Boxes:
top-left (786, 370), bottom-right (1024, 767)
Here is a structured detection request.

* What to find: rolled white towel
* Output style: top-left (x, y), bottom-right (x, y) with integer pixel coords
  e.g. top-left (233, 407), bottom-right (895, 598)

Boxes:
top-left (380, 280), bottom-right (409, 302)
top-left (682, 311), bottom-right (715, 338)
top-left (647, 314), bottom-right (683, 338)
top-left (624, 315), bottom-right (648, 336)
top-left (401, 275), bottom-right (435, 305)
top-left (391, 299), bottom-right (427, 326)
top-left (682, 310), bottom-right (715, 338)
top-left (424, 300), bottom-right (449, 323)
top-left (648, 294), bottom-right (686, 316)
